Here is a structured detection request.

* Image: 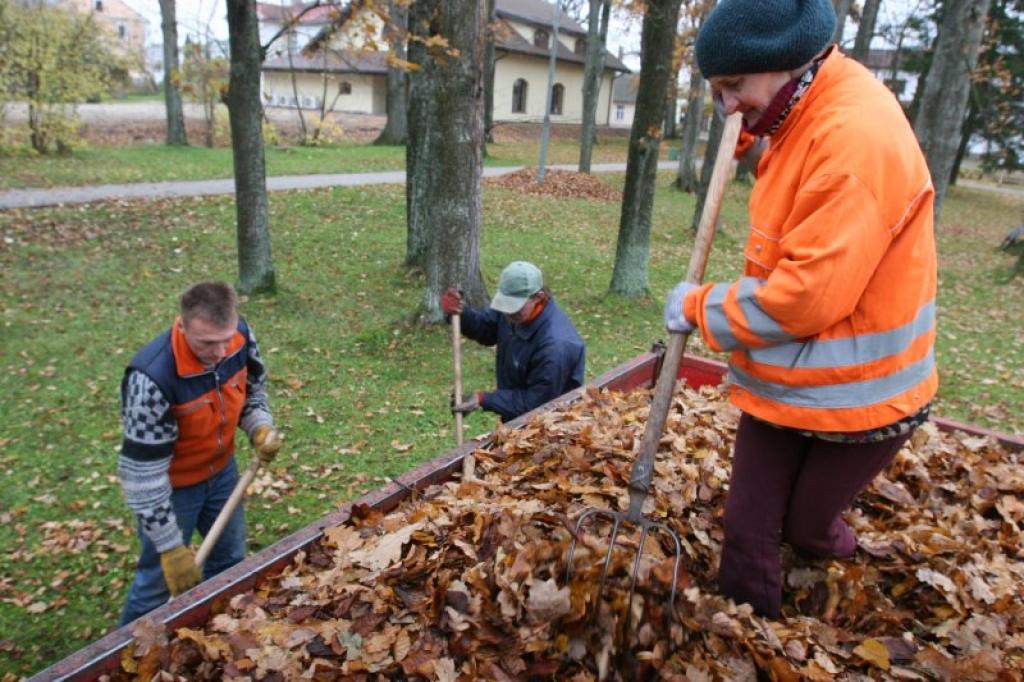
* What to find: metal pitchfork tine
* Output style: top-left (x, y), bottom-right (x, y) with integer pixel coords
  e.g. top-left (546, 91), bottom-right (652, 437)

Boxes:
top-left (566, 112), bottom-right (743, 640)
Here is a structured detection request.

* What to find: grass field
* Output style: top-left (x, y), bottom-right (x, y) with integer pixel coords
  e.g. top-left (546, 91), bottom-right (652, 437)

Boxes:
top-left (0, 171), bottom-right (1021, 677)
top-left (0, 137), bottom-right (639, 190)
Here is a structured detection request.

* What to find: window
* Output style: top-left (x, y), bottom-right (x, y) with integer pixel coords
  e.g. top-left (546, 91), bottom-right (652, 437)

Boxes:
top-left (615, 104), bottom-right (625, 121)
top-left (533, 29), bottom-right (549, 50)
top-left (512, 79), bottom-right (527, 113)
top-left (550, 83), bottom-right (564, 115)
top-left (95, 0), bottom-right (103, 10)
top-left (339, 81), bottom-right (352, 95)
top-left (118, 24), bottom-right (126, 39)
top-left (575, 37), bottom-right (586, 55)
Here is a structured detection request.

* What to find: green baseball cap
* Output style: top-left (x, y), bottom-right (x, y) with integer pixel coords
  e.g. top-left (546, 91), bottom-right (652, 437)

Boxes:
top-left (490, 261), bottom-right (543, 314)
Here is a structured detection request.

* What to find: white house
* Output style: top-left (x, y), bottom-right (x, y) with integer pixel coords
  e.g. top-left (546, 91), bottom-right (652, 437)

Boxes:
top-left (258, 0), bottom-right (630, 124)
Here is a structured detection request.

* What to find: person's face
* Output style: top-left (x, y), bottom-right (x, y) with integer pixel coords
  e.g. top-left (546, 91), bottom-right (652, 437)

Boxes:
top-left (709, 71), bottom-right (792, 130)
top-left (180, 314), bottom-right (238, 366)
top-left (506, 294), bottom-right (542, 325)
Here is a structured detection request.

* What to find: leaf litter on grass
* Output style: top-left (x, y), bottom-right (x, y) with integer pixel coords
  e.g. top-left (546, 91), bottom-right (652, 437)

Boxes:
top-left (115, 381), bottom-right (1024, 681)
top-left (485, 168), bottom-right (623, 202)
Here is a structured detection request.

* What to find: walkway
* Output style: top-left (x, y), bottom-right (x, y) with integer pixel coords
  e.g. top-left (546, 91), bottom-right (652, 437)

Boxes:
top-left (0, 163), bottom-right (679, 210)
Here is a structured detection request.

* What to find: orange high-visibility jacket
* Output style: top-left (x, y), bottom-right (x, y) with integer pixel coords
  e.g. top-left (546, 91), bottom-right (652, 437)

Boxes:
top-left (684, 49), bottom-right (938, 432)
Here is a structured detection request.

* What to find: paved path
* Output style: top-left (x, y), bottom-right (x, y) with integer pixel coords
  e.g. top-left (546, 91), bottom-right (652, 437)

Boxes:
top-left (3, 163), bottom-right (1020, 211)
top-left (0, 163), bottom-right (678, 210)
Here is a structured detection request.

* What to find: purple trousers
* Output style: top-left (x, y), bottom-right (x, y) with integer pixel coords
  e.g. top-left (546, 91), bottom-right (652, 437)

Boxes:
top-left (718, 413), bottom-right (911, 618)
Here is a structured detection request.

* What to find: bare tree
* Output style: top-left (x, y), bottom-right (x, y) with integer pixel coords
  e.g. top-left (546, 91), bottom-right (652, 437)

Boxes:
top-left (675, 0), bottom-right (715, 192)
top-left (609, 0), bottom-right (685, 296)
top-left (537, 0), bottom-right (563, 183)
top-left (578, 0), bottom-right (611, 173)
top-left (226, 0), bottom-right (275, 293)
top-left (832, 0), bottom-right (853, 46)
top-left (852, 0), bottom-right (881, 63)
top-left (159, 0), bottom-right (187, 145)
top-left (484, 0), bottom-right (498, 145)
top-left (691, 106), bottom-right (725, 230)
top-left (375, 0), bottom-right (408, 145)
top-left (675, 73), bottom-right (704, 191)
top-left (406, 0), bottom-right (488, 319)
top-left (913, 0), bottom-right (992, 220)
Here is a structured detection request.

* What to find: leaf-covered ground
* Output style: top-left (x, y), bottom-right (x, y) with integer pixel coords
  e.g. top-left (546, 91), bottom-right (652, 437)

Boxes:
top-left (117, 383), bottom-right (1024, 681)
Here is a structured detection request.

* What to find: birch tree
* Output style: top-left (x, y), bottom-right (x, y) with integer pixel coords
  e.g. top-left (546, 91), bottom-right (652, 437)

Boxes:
top-left (159, 0), bottom-right (188, 145)
top-left (609, 0), bottom-right (685, 296)
top-left (406, 0), bottom-right (488, 320)
top-left (913, 0), bottom-right (993, 219)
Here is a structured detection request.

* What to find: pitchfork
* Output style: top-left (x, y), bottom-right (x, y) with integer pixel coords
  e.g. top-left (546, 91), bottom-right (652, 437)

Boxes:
top-left (565, 112), bottom-right (743, 639)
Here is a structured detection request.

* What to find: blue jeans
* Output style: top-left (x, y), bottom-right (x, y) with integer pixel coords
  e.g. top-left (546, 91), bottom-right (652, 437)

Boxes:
top-left (119, 458), bottom-right (246, 626)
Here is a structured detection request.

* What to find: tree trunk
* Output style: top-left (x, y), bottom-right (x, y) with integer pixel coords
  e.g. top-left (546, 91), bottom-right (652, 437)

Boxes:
top-left (949, 88), bottom-right (979, 188)
top-left (609, 0), bottom-right (684, 297)
top-left (674, 73), bottom-right (704, 192)
top-left (375, 1), bottom-right (408, 145)
top-left (405, 1), bottom-right (433, 270)
top-left (159, 0), bottom-right (188, 146)
top-left (663, 74), bottom-right (679, 139)
top-left (851, 0), bottom-right (881, 63)
top-left (226, 0), bottom-right (275, 294)
top-left (484, 0), bottom-right (497, 145)
top-left (578, 0), bottom-right (610, 173)
top-left (913, 0), bottom-right (992, 220)
top-left (537, 1), bottom-right (562, 183)
top-left (832, 0), bottom-right (853, 46)
top-left (692, 107), bottom-right (725, 231)
top-left (407, 0), bottom-right (488, 320)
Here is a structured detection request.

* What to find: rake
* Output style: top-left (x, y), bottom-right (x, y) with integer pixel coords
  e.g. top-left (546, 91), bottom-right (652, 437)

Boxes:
top-left (565, 112), bottom-right (743, 640)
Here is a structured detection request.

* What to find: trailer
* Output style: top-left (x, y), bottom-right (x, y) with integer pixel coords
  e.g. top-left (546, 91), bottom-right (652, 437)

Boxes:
top-left (32, 350), bottom-right (1024, 681)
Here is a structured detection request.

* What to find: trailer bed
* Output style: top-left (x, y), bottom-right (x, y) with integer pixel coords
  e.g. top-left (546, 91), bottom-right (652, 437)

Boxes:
top-left (33, 351), bottom-right (1024, 681)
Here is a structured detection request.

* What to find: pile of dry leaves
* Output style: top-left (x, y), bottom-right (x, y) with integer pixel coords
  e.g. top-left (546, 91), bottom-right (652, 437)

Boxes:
top-left (116, 383), bottom-right (1024, 681)
top-left (485, 168), bottom-right (622, 202)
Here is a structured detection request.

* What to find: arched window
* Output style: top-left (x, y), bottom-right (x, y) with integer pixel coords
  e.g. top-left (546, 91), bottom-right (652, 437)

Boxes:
top-left (533, 28), bottom-right (549, 49)
top-left (512, 79), bottom-right (528, 114)
top-left (339, 81), bottom-right (352, 95)
top-left (550, 83), bottom-right (564, 115)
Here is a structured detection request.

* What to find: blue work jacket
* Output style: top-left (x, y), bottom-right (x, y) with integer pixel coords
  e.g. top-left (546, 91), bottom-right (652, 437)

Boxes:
top-left (460, 296), bottom-right (586, 421)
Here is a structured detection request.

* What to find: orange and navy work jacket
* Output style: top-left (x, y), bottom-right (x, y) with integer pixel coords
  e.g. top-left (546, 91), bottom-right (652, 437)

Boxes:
top-left (121, 318), bottom-right (261, 486)
top-left (684, 50), bottom-right (938, 432)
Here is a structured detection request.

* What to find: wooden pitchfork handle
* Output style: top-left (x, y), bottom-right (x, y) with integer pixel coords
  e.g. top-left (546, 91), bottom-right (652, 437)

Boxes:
top-left (624, 112), bottom-right (742, 520)
top-left (194, 456), bottom-right (262, 568)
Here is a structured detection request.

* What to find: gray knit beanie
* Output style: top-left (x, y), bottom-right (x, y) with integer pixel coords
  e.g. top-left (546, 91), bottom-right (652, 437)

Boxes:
top-left (696, 0), bottom-right (836, 78)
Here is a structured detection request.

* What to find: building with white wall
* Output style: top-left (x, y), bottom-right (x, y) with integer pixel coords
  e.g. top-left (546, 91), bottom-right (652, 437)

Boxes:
top-left (259, 0), bottom-right (630, 124)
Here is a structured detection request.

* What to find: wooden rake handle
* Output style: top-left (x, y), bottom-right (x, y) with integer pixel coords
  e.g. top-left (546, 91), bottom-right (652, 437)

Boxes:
top-left (626, 112), bottom-right (743, 515)
top-left (452, 312), bottom-right (476, 479)
top-left (194, 456), bottom-right (263, 568)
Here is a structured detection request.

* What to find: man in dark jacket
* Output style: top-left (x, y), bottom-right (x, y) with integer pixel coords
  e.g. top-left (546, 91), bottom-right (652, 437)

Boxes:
top-left (442, 261), bottom-right (586, 421)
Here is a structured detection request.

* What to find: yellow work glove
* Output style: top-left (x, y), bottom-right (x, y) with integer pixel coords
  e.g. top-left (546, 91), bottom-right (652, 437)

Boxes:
top-left (251, 424), bottom-right (282, 464)
top-left (159, 545), bottom-right (201, 596)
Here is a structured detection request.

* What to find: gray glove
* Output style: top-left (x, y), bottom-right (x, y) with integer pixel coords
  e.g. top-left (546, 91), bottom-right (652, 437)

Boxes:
top-left (664, 281), bottom-right (697, 333)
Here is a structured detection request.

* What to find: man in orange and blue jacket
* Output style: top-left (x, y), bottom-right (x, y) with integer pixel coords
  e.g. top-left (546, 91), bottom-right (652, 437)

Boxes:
top-left (118, 282), bottom-right (280, 625)
top-left (664, 0), bottom-right (937, 617)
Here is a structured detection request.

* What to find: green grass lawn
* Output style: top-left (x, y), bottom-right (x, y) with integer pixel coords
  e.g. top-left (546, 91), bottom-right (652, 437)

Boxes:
top-left (0, 173), bottom-right (1021, 677)
top-left (0, 137), bottom-right (639, 190)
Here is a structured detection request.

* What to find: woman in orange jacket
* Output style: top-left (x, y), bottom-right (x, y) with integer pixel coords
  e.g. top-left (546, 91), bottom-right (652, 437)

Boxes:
top-left (664, 0), bottom-right (937, 617)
